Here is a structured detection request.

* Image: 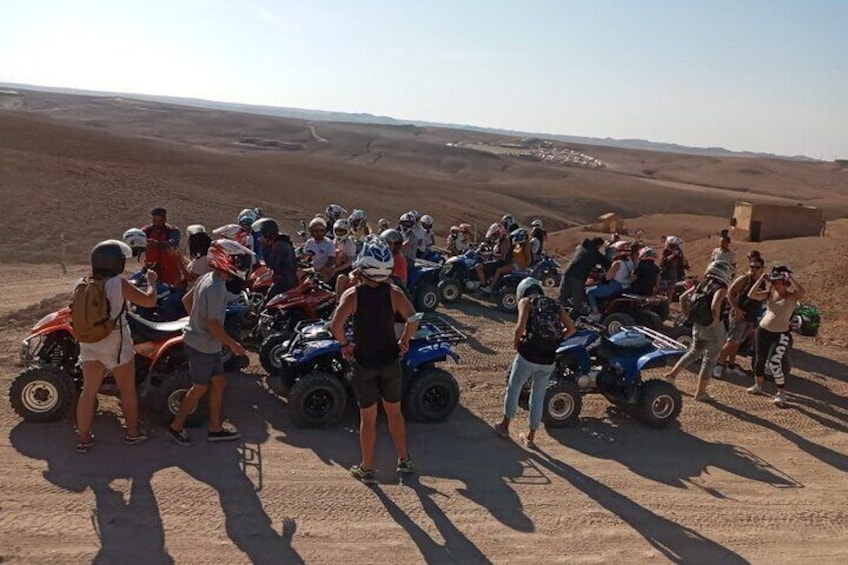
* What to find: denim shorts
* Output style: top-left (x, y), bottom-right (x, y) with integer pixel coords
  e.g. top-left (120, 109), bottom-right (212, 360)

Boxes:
top-left (185, 344), bottom-right (224, 386)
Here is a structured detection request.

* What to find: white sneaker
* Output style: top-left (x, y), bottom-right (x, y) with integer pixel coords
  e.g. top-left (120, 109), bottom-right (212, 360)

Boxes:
top-left (746, 384), bottom-right (763, 395)
top-left (774, 393), bottom-right (787, 408)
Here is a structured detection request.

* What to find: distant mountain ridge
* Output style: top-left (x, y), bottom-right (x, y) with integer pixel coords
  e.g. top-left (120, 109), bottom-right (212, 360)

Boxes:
top-left (0, 82), bottom-right (816, 161)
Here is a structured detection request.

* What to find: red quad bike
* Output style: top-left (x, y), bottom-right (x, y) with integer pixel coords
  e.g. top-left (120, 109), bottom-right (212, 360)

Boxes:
top-left (12, 308), bottom-right (210, 426)
top-left (253, 273), bottom-right (337, 373)
top-left (584, 269), bottom-right (670, 335)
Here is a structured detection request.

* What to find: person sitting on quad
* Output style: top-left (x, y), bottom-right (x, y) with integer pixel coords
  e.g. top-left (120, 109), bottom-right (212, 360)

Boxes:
top-left (381, 229), bottom-right (409, 288)
top-left (587, 241), bottom-right (635, 321)
top-left (377, 218), bottom-right (391, 232)
top-left (333, 219), bottom-right (360, 297)
top-left (660, 236), bottom-right (689, 284)
top-left (488, 228), bottom-right (533, 292)
top-left (142, 207), bottom-right (184, 288)
top-left (446, 225), bottom-right (462, 256)
top-left (181, 225), bottom-right (213, 287)
top-left (715, 256), bottom-right (766, 378)
top-left (302, 217), bottom-right (336, 281)
top-left (420, 215), bottom-right (436, 253)
top-left (235, 209), bottom-right (257, 261)
top-left (530, 219), bottom-right (546, 262)
top-left (397, 213), bottom-right (419, 276)
top-left (628, 246), bottom-right (660, 296)
top-left (348, 209), bottom-right (371, 243)
top-left (325, 204), bottom-right (348, 228)
top-left (558, 237), bottom-right (607, 317)
top-left (604, 232), bottom-right (621, 264)
top-left (474, 223), bottom-right (512, 292)
top-left (253, 218), bottom-right (297, 300)
top-left (410, 210), bottom-right (430, 258)
top-left (122, 228), bottom-right (147, 261)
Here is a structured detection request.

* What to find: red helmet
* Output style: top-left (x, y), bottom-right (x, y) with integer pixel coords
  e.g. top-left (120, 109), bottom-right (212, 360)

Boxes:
top-left (207, 239), bottom-right (254, 279)
top-left (611, 240), bottom-right (632, 257)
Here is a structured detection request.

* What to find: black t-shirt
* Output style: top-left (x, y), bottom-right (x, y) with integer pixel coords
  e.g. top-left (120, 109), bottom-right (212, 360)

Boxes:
top-left (629, 261), bottom-right (659, 296)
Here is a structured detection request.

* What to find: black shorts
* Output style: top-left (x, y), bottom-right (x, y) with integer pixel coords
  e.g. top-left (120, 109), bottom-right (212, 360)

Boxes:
top-left (351, 359), bottom-right (403, 408)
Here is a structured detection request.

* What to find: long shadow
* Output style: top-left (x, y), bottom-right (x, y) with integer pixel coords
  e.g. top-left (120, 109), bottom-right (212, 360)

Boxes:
top-left (439, 296), bottom-right (514, 327)
top-left (9, 376), bottom-right (304, 565)
top-left (709, 400), bottom-right (848, 473)
top-left (275, 405), bottom-right (535, 534)
top-left (434, 306), bottom-right (502, 355)
top-left (529, 448), bottom-right (750, 565)
top-left (548, 417), bottom-right (802, 492)
top-left (791, 348), bottom-right (848, 380)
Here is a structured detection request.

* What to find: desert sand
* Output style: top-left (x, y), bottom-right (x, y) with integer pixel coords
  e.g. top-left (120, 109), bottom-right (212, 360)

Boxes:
top-left (0, 90), bottom-right (846, 564)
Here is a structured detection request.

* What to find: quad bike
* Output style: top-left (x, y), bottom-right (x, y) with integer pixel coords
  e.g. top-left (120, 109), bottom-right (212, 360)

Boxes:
top-left (12, 308), bottom-right (237, 425)
top-left (437, 247), bottom-right (527, 314)
top-left (657, 275), bottom-right (698, 306)
top-left (530, 255), bottom-right (562, 289)
top-left (582, 268), bottom-right (670, 329)
top-left (405, 261), bottom-right (442, 313)
top-left (527, 324), bottom-right (687, 429)
top-left (269, 315), bottom-right (466, 427)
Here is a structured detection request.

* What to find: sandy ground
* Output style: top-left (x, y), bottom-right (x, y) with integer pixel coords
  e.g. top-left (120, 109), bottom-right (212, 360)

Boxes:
top-left (0, 264), bottom-right (846, 564)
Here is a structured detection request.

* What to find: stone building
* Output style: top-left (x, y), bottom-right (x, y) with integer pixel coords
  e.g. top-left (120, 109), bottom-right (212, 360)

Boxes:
top-left (729, 201), bottom-right (824, 242)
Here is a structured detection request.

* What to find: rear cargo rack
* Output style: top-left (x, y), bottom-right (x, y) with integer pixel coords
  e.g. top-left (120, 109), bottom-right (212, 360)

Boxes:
top-left (414, 314), bottom-right (468, 345)
top-left (623, 325), bottom-right (688, 351)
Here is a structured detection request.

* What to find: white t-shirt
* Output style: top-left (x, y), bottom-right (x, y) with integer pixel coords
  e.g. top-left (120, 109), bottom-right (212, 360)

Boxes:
top-left (336, 237), bottom-right (357, 261)
top-left (456, 233), bottom-right (469, 252)
top-left (305, 238), bottom-right (336, 270)
top-left (711, 248), bottom-right (735, 266)
top-left (412, 224), bottom-right (428, 254)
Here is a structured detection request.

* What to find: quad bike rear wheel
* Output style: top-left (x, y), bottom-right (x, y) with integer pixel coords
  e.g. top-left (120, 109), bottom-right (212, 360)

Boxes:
top-left (540, 274), bottom-right (558, 288)
top-left (154, 371), bottom-right (207, 427)
top-left (414, 283), bottom-right (441, 313)
top-left (495, 287), bottom-right (518, 314)
top-left (259, 332), bottom-right (294, 376)
top-left (404, 369), bottom-right (460, 423)
top-left (637, 379), bottom-right (682, 428)
top-left (438, 279), bottom-right (462, 304)
top-left (10, 365), bottom-right (76, 422)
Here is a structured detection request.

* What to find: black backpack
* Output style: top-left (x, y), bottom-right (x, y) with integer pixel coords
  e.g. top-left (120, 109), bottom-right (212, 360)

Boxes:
top-left (687, 279), bottom-right (721, 326)
top-left (527, 296), bottom-right (562, 343)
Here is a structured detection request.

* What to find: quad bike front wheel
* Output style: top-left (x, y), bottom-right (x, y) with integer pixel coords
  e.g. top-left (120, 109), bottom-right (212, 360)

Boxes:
top-left (259, 332), bottom-right (294, 376)
top-left (404, 368), bottom-right (460, 423)
top-left (603, 312), bottom-right (636, 336)
top-left (637, 379), bottom-right (682, 428)
top-left (288, 372), bottom-right (347, 428)
top-left (9, 365), bottom-right (76, 422)
top-left (495, 287), bottom-right (518, 314)
top-left (438, 279), bottom-right (463, 304)
top-left (154, 371), bottom-right (207, 427)
top-left (414, 283), bottom-right (441, 313)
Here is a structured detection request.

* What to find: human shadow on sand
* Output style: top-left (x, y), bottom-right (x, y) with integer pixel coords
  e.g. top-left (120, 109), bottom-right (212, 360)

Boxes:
top-left (528, 448), bottom-right (751, 565)
top-left (433, 306), bottom-right (501, 355)
top-left (9, 377), bottom-right (304, 565)
top-left (548, 416), bottom-right (802, 493)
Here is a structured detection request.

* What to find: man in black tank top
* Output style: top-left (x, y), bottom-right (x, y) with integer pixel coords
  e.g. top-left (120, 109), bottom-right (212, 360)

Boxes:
top-left (330, 238), bottom-right (420, 484)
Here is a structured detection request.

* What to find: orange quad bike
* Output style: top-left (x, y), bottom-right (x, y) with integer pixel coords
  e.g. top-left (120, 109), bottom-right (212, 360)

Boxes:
top-left (12, 307), bottom-right (217, 426)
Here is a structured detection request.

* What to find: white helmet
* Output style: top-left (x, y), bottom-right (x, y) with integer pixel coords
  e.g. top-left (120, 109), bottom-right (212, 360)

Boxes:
top-left (308, 217), bottom-right (328, 231)
top-left (485, 223), bottom-right (502, 240)
top-left (399, 212), bottom-right (415, 230)
top-left (186, 224), bottom-right (206, 236)
top-left (122, 228), bottom-right (147, 250)
top-left (501, 214), bottom-right (515, 229)
top-left (378, 218), bottom-right (390, 231)
top-left (349, 209), bottom-right (367, 230)
top-left (355, 237), bottom-right (394, 282)
top-left (531, 219), bottom-right (543, 229)
top-left (325, 204), bottom-right (347, 222)
top-left (706, 260), bottom-right (734, 286)
top-left (333, 218), bottom-right (351, 239)
top-left (421, 214), bottom-right (434, 229)
top-left (237, 208), bottom-right (257, 227)
top-left (665, 235), bottom-right (683, 247)
top-left (213, 224), bottom-right (242, 240)
top-left (409, 210), bottom-right (422, 222)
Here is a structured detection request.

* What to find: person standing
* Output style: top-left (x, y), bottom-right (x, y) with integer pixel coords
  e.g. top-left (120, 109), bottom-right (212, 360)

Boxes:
top-left (710, 234), bottom-right (736, 270)
top-left (168, 240), bottom-right (252, 445)
top-left (746, 265), bottom-right (805, 408)
top-left (494, 278), bottom-right (576, 449)
top-left (75, 240), bottom-right (158, 452)
top-left (253, 218), bottom-right (298, 300)
top-left (329, 238), bottom-right (420, 484)
top-left (142, 207), bottom-right (184, 288)
top-left (558, 237), bottom-right (607, 317)
top-left (663, 260), bottom-right (734, 401)
top-left (660, 236), bottom-right (689, 285)
top-left (715, 257), bottom-right (766, 376)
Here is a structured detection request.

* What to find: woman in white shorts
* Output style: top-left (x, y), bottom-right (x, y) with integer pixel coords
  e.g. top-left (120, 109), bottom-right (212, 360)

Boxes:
top-left (76, 240), bottom-right (158, 453)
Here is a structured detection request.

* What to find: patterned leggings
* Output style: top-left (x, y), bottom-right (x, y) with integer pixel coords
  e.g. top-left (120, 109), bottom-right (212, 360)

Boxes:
top-left (754, 327), bottom-right (792, 387)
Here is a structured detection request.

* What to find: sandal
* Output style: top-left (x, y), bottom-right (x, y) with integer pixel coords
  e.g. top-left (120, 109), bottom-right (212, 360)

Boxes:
top-left (125, 430), bottom-right (150, 445)
top-left (492, 422), bottom-right (510, 439)
top-left (519, 433), bottom-right (537, 450)
top-left (76, 437), bottom-right (95, 453)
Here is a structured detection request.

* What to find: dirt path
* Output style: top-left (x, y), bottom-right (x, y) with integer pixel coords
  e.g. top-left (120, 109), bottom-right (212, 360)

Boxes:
top-left (0, 266), bottom-right (846, 563)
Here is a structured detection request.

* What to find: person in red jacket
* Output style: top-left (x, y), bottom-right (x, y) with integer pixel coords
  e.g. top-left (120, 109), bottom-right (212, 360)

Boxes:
top-left (142, 207), bottom-right (184, 288)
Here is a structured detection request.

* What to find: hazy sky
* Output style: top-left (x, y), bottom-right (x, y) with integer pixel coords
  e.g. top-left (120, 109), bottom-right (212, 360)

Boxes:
top-left (2, 0), bottom-right (846, 157)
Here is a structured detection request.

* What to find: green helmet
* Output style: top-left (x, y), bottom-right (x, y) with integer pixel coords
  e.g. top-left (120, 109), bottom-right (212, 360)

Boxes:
top-left (516, 277), bottom-right (543, 300)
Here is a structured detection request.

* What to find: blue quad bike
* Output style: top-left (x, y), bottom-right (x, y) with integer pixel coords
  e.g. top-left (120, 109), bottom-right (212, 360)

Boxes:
top-left (437, 248), bottom-right (527, 314)
top-left (403, 260), bottom-right (443, 313)
top-left (527, 324), bottom-right (688, 428)
top-left (530, 255), bottom-right (562, 290)
top-left (268, 316), bottom-right (466, 427)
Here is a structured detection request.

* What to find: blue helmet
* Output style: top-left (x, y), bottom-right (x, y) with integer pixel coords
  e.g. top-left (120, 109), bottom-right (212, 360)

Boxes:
top-left (355, 237), bottom-right (394, 281)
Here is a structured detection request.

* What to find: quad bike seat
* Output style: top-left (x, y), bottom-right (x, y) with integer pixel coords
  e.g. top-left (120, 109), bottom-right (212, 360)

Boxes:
top-left (127, 312), bottom-right (187, 343)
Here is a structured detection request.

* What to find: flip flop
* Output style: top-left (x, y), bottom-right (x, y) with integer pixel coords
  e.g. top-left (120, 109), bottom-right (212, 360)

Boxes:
top-left (492, 423), bottom-right (510, 439)
top-left (519, 433), bottom-right (537, 450)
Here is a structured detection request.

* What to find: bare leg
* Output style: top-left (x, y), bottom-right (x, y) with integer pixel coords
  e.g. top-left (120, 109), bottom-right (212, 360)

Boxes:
top-left (358, 404), bottom-right (378, 470)
top-left (475, 264), bottom-right (486, 285)
top-left (208, 375), bottom-right (226, 432)
top-left (382, 400), bottom-right (408, 460)
top-left (170, 384), bottom-right (208, 432)
top-left (77, 361), bottom-right (108, 442)
top-left (112, 361), bottom-right (140, 436)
